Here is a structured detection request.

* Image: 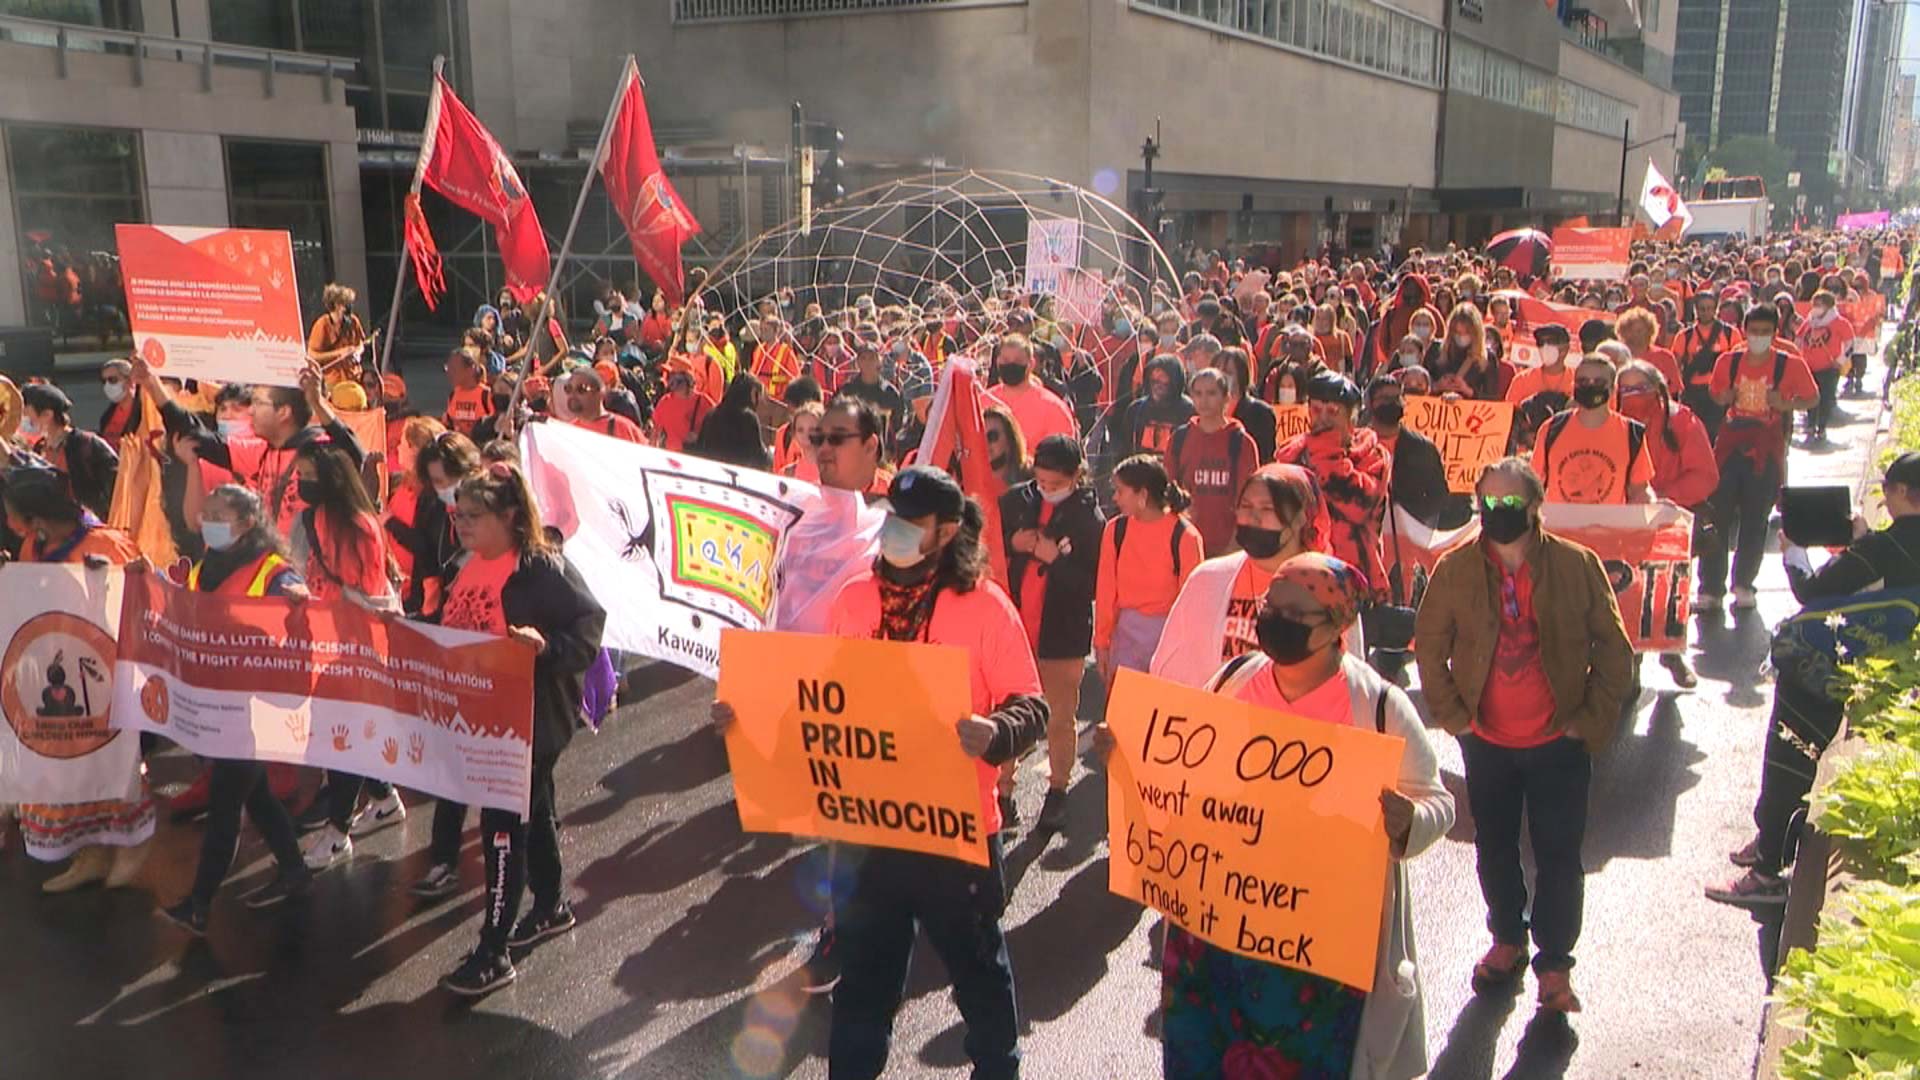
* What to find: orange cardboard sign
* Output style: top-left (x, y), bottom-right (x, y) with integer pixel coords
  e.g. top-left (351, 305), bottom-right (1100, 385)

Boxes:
top-left (1402, 396), bottom-right (1514, 493)
top-left (115, 224), bottom-right (306, 387)
top-left (1550, 227), bottom-right (1632, 280)
top-left (1272, 404), bottom-right (1311, 443)
top-left (1104, 668), bottom-right (1405, 990)
top-left (717, 630), bottom-right (990, 865)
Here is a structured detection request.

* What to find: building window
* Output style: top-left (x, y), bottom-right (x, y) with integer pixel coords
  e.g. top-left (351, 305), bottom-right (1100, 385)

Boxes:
top-left (208, 0), bottom-right (455, 133)
top-left (225, 139), bottom-right (334, 320)
top-left (1449, 38), bottom-right (1556, 117)
top-left (6, 123), bottom-right (143, 348)
top-left (0, 0), bottom-right (139, 29)
top-left (1130, 0), bottom-right (1440, 86)
top-left (1556, 79), bottom-right (1636, 137)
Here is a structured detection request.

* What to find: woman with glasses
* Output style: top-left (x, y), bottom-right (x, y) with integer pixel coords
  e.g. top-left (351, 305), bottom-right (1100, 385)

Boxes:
top-left (983, 404), bottom-right (1031, 493)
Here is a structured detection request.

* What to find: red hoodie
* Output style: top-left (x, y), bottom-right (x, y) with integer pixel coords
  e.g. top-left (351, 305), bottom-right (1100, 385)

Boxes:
top-left (1274, 425), bottom-right (1390, 598)
top-left (1167, 417), bottom-right (1258, 557)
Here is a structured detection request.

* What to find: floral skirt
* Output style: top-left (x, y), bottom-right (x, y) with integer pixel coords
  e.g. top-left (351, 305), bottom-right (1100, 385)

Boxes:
top-left (18, 772), bottom-right (156, 861)
top-left (1161, 924), bottom-right (1367, 1080)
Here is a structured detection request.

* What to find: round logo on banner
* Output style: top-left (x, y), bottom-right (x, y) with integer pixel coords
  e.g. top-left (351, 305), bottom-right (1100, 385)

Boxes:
top-left (0, 611), bottom-right (119, 760)
top-left (140, 675), bottom-right (171, 727)
top-left (140, 336), bottom-right (167, 370)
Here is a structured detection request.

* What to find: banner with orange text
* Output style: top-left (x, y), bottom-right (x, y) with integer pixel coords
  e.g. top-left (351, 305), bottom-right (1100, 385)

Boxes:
top-left (1382, 501), bottom-right (1694, 652)
top-left (1104, 668), bottom-right (1405, 990)
top-left (110, 568), bottom-right (536, 814)
top-left (717, 630), bottom-right (990, 865)
top-left (115, 225), bottom-right (306, 387)
top-left (1550, 227), bottom-right (1632, 280)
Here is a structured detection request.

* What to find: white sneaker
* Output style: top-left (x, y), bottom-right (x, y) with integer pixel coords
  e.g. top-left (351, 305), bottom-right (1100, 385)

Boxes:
top-left (350, 790), bottom-right (406, 838)
top-left (1695, 592), bottom-right (1723, 614)
top-left (302, 824), bottom-right (353, 870)
top-left (1731, 587), bottom-right (1759, 611)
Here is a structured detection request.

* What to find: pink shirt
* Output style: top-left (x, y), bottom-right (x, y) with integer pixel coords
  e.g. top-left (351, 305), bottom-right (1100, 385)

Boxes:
top-left (1232, 662), bottom-right (1353, 726)
top-left (984, 381), bottom-right (1078, 447)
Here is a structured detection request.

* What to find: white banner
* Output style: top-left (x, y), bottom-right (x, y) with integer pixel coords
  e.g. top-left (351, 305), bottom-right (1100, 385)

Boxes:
top-left (521, 423), bottom-right (881, 677)
top-left (0, 565), bottom-right (142, 804)
top-left (1023, 217), bottom-right (1082, 294)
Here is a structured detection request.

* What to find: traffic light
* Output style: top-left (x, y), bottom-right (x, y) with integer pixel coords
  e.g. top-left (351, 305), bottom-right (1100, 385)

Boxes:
top-left (804, 121), bottom-right (846, 205)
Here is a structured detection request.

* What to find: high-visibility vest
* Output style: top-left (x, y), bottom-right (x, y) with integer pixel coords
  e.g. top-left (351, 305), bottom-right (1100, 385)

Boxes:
top-left (187, 552), bottom-right (288, 597)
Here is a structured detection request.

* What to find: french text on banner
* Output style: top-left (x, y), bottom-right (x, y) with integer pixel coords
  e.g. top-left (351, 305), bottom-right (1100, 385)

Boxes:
top-left (1103, 668), bottom-right (1405, 990)
top-left (717, 630), bottom-right (990, 865)
top-left (1401, 397), bottom-right (1514, 494)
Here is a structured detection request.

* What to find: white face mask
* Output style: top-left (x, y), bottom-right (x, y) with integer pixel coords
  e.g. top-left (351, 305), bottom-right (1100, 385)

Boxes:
top-left (102, 381), bottom-right (128, 403)
top-left (1412, 325), bottom-right (1433, 342)
top-left (1540, 345), bottom-right (1562, 366)
top-left (19, 415), bottom-right (39, 437)
top-left (1748, 334), bottom-right (1773, 351)
top-left (437, 484), bottom-right (459, 508)
top-left (1040, 485), bottom-right (1073, 505)
top-left (878, 515), bottom-right (929, 568)
top-left (200, 521), bottom-right (236, 551)
top-left (1397, 352), bottom-right (1420, 368)
top-left (1275, 387), bottom-right (1298, 405)
top-left (1452, 333), bottom-right (1474, 349)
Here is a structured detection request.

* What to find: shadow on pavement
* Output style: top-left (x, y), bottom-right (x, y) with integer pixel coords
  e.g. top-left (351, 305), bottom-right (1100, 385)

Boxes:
top-left (564, 726), bottom-right (732, 828)
top-left (1505, 1010), bottom-right (1579, 1078)
top-left (1583, 692), bottom-right (1706, 867)
top-left (1691, 609), bottom-right (1777, 710)
top-left (1428, 987), bottom-right (1520, 1080)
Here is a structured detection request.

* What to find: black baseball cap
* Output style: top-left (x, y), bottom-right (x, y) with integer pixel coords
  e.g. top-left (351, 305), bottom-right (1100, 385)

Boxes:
top-left (884, 465), bottom-right (966, 522)
top-left (1533, 324), bottom-right (1571, 346)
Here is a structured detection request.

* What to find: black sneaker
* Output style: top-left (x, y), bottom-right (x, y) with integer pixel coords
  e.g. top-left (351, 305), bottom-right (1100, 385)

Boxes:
top-left (241, 868), bottom-right (314, 910)
top-left (441, 949), bottom-right (517, 997)
top-left (506, 903), bottom-right (578, 950)
top-left (997, 792), bottom-right (1019, 829)
top-left (159, 899), bottom-right (208, 937)
top-left (799, 927), bottom-right (841, 994)
top-left (1036, 788), bottom-right (1070, 833)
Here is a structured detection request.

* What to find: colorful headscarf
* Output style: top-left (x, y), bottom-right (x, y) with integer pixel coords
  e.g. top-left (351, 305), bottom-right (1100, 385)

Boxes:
top-left (1274, 552), bottom-right (1369, 630)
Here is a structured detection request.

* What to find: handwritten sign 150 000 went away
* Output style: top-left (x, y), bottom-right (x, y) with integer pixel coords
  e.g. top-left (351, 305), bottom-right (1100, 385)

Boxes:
top-left (1104, 668), bottom-right (1405, 990)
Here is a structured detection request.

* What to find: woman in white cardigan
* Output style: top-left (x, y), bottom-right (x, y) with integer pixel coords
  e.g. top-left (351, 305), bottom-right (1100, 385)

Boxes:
top-left (1151, 463), bottom-right (1367, 689)
top-left (1153, 553), bottom-right (1453, 1080)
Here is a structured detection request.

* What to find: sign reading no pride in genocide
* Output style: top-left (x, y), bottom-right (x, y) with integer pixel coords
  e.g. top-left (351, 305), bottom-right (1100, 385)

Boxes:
top-left (716, 630), bottom-right (989, 866)
top-left (1104, 668), bottom-right (1405, 990)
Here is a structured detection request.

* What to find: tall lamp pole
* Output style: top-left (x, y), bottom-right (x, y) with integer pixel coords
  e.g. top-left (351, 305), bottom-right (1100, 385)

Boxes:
top-left (1616, 122), bottom-right (1681, 226)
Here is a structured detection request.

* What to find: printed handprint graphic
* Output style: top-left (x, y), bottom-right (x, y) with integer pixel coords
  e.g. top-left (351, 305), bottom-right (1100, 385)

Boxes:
top-left (381, 738), bottom-right (399, 766)
top-left (363, 717), bottom-right (378, 741)
top-left (407, 734), bottom-right (425, 765)
top-left (332, 724), bottom-right (351, 752)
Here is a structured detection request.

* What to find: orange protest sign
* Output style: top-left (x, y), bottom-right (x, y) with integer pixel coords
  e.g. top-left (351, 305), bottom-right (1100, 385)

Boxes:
top-left (717, 629), bottom-right (989, 865)
top-left (1103, 668), bottom-right (1405, 990)
top-left (1272, 404), bottom-right (1311, 444)
top-left (1550, 227), bottom-right (1632, 280)
top-left (1402, 396), bottom-right (1514, 493)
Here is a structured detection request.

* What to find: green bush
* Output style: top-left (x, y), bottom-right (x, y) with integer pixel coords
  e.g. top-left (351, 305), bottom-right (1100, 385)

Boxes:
top-left (1774, 880), bottom-right (1920, 1080)
top-left (1839, 651), bottom-right (1920, 749)
top-left (1814, 743), bottom-right (1920, 883)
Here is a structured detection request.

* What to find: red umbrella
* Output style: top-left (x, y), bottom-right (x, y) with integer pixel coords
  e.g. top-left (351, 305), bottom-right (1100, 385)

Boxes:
top-left (1486, 228), bottom-right (1553, 278)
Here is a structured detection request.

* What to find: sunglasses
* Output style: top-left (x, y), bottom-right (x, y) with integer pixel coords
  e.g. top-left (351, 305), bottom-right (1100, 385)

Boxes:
top-left (1574, 378), bottom-right (1612, 390)
top-left (985, 429), bottom-right (1005, 443)
top-left (1478, 494), bottom-right (1529, 511)
top-left (806, 431), bottom-right (864, 448)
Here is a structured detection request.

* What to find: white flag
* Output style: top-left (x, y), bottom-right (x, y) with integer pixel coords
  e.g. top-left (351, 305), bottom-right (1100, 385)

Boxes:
top-left (1640, 161), bottom-right (1692, 232)
top-left (520, 423), bottom-right (880, 677)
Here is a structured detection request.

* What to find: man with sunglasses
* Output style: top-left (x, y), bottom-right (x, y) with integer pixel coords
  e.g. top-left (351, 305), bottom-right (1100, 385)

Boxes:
top-left (1530, 356), bottom-right (1652, 505)
top-left (558, 368), bottom-right (647, 444)
top-left (1414, 457), bottom-right (1633, 1016)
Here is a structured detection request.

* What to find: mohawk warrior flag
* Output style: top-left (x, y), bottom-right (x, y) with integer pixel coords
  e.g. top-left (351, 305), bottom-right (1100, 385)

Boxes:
top-left (599, 58), bottom-right (701, 305)
top-left (412, 74), bottom-right (551, 304)
top-left (1640, 160), bottom-right (1693, 233)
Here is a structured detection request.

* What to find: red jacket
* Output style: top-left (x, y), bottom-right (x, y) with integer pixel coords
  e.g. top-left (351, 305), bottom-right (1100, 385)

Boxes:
top-left (1644, 403), bottom-right (1719, 508)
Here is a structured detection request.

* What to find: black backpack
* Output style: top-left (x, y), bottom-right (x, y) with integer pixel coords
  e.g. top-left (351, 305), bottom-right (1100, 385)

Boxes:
top-left (1112, 514), bottom-right (1191, 579)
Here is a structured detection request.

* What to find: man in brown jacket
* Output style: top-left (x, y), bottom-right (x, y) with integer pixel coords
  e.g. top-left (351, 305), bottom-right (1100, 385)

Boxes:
top-left (1413, 457), bottom-right (1633, 1015)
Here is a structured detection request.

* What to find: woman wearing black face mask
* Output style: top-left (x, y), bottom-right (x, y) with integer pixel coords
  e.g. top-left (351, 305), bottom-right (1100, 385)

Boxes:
top-left (1150, 552), bottom-right (1454, 1080)
top-left (1150, 464), bottom-right (1347, 688)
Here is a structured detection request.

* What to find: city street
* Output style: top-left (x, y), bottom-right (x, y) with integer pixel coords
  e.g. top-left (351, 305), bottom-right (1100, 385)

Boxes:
top-left (0, 371), bottom-right (1886, 1080)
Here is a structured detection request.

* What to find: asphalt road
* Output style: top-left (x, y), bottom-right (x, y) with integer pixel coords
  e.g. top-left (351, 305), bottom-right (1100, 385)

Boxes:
top-left (0, 358), bottom-right (1887, 1079)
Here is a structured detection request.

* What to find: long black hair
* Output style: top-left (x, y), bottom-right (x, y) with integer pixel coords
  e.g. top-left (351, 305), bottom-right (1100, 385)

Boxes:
top-left (295, 443), bottom-right (378, 576)
top-left (1113, 452), bottom-right (1192, 513)
top-left (933, 496), bottom-right (990, 594)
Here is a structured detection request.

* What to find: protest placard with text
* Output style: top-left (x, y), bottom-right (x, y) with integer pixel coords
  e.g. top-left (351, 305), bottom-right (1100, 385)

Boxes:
top-left (717, 630), bottom-right (989, 865)
top-left (0, 565), bottom-right (139, 806)
top-left (115, 224), bottom-right (306, 387)
top-left (1550, 227), bottom-right (1632, 280)
top-left (1272, 404), bottom-right (1311, 444)
top-left (1104, 668), bottom-right (1405, 990)
top-left (111, 568), bottom-right (536, 814)
top-left (1402, 396), bottom-right (1514, 493)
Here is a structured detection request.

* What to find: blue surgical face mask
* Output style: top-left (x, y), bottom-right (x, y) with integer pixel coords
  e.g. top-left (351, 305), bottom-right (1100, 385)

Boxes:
top-left (200, 521), bottom-right (236, 551)
top-left (1113, 318), bottom-right (1134, 338)
top-left (878, 515), bottom-right (929, 568)
top-left (218, 418), bottom-right (252, 439)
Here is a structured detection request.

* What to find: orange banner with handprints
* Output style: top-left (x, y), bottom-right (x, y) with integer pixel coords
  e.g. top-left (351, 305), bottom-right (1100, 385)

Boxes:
top-left (717, 630), bottom-right (990, 865)
top-left (115, 224), bottom-right (307, 387)
top-left (1104, 668), bottom-right (1406, 990)
top-left (1550, 227), bottom-right (1632, 280)
top-left (1402, 396), bottom-right (1514, 493)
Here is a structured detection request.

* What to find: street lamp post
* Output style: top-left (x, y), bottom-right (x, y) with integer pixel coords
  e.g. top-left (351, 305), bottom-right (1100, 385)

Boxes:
top-left (1616, 121), bottom-right (1681, 226)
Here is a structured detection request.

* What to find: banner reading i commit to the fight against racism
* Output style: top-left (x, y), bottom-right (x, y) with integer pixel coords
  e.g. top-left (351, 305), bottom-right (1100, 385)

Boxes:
top-left (716, 630), bottom-right (990, 866)
top-left (110, 568), bottom-right (537, 815)
top-left (1104, 669), bottom-right (1406, 991)
top-left (115, 224), bottom-right (307, 388)
top-left (0, 566), bottom-right (141, 805)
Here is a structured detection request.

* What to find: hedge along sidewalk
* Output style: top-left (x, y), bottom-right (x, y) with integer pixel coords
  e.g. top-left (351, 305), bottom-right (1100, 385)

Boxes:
top-left (1755, 364), bottom-right (1920, 1080)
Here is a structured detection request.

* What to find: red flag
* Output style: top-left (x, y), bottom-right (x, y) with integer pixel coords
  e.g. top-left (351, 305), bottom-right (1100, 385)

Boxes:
top-left (418, 74), bottom-right (550, 302)
top-left (599, 60), bottom-right (700, 305)
top-left (401, 193), bottom-right (445, 311)
top-left (918, 359), bottom-right (1008, 588)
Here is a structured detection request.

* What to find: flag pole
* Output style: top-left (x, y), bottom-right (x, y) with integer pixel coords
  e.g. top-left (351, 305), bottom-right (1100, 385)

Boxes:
top-left (376, 53), bottom-right (446, 379)
top-left (506, 55), bottom-right (635, 420)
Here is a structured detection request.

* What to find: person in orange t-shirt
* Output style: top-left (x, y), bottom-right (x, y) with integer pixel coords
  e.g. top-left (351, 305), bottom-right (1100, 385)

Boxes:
top-left (1793, 289), bottom-right (1855, 442)
top-left (1094, 454), bottom-right (1204, 681)
top-left (1504, 324), bottom-right (1577, 406)
top-left (443, 347), bottom-right (495, 438)
top-left (1530, 357), bottom-right (1652, 504)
